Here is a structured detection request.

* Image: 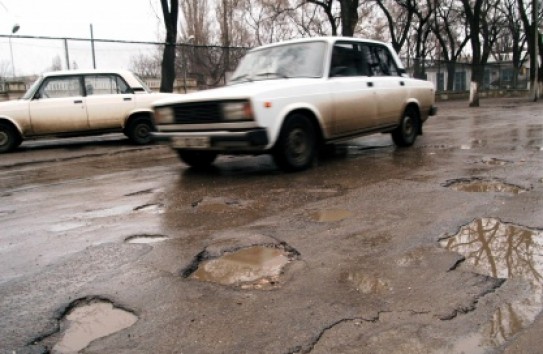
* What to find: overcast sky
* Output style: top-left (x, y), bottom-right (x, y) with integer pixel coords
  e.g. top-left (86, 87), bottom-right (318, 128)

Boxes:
top-left (0, 0), bottom-right (167, 76)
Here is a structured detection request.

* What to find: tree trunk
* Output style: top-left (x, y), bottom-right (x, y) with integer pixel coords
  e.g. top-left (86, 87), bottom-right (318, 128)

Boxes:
top-left (339, 0), bottom-right (359, 37)
top-left (159, 0), bottom-right (179, 93)
top-left (446, 62), bottom-right (456, 91)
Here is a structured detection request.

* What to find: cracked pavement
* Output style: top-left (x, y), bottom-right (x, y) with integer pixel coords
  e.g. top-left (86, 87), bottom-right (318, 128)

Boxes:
top-left (1, 98), bottom-right (543, 353)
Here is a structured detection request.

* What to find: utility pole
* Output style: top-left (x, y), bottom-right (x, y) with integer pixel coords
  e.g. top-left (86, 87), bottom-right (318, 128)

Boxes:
top-left (90, 24), bottom-right (96, 69)
top-left (64, 39), bottom-right (70, 70)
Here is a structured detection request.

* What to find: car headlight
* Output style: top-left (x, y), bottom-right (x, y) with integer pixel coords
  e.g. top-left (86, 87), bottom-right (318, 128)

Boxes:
top-left (154, 107), bottom-right (174, 124)
top-left (221, 101), bottom-right (253, 121)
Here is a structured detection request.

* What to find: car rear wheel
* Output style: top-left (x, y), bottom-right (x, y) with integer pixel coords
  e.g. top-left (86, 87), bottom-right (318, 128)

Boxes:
top-left (126, 117), bottom-right (153, 145)
top-left (273, 114), bottom-right (316, 172)
top-left (177, 150), bottom-right (218, 169)
top-left (0, 122), bottom-right (22, 153)
top-left (391, 108), bottom-right (420, 147)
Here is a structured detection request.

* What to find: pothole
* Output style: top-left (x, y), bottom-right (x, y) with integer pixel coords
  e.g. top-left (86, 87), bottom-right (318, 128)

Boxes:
top-left (480, 157), bottom-right (513, 166)
top-left (125, 234), bottom-right (169, 244)
top-left (340, 271), bottom-right (390, 294)
top-left (133, 203), bottom-right (165, 214)
top-left (309, 209), bottom-right (353, 222)
top-left (443, 178), bottom-right (527, 194)
top-left (440, 218), bottom-right (543, 351)
top-left (41, 298), bottom-right (137, 353)
top-left (183, 245), bottom-right (298, 289)
top-left (0, 209), bottom-right (15, 216)
top-left (192, 197), bottom-right (250, 213)
top-left (124, 188), bottom-right (158, 196)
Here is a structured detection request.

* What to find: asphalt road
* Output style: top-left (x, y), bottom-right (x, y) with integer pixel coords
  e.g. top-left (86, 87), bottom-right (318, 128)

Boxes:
top-left (1, 98), bottom-right (542, 354)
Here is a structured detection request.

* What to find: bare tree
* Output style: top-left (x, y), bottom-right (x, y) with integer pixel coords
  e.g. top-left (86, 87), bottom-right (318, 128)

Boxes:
top-left (49, 55), bottom-right (62, 71)
top-left (461, 0), bottom-right (486, 107)
top-left (130, 52), bottom-right (162, 78)
top-left (159, 0), bottom-right (179, 93)
top-left (432, 0), bottom-right (469, 91)
top-left (373, 0), bottom-right (416, 53)
top-left (516, 0), bottom-right (540, 100)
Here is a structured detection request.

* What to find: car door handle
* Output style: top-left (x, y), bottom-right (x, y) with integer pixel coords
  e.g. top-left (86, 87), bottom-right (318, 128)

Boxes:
top-left (367, 82), bottom-right (374, 87)
top-left (123, 97), bottom-right (132, 101)
top-left (74, 100), bottom-right (83, 104)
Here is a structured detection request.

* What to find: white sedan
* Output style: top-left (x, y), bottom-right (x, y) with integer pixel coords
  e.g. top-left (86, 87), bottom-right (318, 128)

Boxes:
top-left (0, 70), bottom-right (175, 153)
top-left (153, 37), bottom-right (437, 171)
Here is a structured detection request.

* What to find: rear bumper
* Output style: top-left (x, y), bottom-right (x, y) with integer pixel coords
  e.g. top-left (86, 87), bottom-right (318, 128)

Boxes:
top-left (152, 128), bottom-right (269, 151)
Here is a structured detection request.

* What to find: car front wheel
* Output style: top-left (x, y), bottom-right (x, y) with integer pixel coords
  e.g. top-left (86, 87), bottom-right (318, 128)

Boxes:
top-left (126, 117), bottom-right (153, 145)
top-left (273, 114), bottom-right (316, 172)
top-left (391, 108), bottom-right (420, 147)
top-left (177, 150), bottom-right (218, 169)
top-left (0, 122), bottom-right (22, 153)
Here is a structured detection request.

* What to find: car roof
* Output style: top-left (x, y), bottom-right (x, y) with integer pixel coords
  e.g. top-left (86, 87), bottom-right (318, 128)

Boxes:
top-left (250, 36), bottom-right (390, 51)
top-left (41, 69), bottom-right (134, 78)
top-left (39, 69), bottom-right (145, 90)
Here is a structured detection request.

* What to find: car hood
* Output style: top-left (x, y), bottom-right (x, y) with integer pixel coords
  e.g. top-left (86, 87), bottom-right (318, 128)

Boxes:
top-left (153, 78), bottom-right (321, 106)
top-left (0, 99), bottom-right (28, 114)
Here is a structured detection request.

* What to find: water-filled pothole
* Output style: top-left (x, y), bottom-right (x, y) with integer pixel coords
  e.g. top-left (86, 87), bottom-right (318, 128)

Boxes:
top-left (125, 234), bottom-right (169, 244)
top-left (309, 209), bottom-right (353, 222)
top-left (185, 245), bottom-right (296, 289)
top-left (49, 298), bottom-right (137, 353)
top-left (444, 178), bottom-right (527, 194)
top-left (440, 218), bottom-right (543, 351)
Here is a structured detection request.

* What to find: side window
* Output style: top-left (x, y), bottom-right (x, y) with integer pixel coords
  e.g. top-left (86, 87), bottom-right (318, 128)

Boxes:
top-left (39, 77), bottom-right (82, 99)
top-left (366, 45), bottom-right (400, 77)
top-left (84, 75), bottom-right (131, 96)
top-left (330, 42), bottom-right (369, 77)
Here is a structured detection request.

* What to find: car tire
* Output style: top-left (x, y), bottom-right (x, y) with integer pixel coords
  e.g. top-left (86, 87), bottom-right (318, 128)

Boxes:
top-left (177, 150), bottom-right (218, 169)
top-left (273, 114), bottom-right (316, 172)
top-left (0, 122), bottom-right (22, 153)
top-left (391, 108), bottom-right (420, 147)
top-left (126, 117), bottom-right (154, 145)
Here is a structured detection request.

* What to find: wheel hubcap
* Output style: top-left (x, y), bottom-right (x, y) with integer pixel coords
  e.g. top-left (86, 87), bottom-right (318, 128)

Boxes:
top-left (288, 129), bottom-right (308, 159)
top-left (403, 116), bottom-right (415, 136)
top-left (0, 131), bottom-right (8, 146)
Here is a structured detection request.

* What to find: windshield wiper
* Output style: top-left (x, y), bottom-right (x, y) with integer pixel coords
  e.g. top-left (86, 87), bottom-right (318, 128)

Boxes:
top-left (254, 72), bottom-right (289, 79)
top-left (230, 74), bottom-right (253, 83)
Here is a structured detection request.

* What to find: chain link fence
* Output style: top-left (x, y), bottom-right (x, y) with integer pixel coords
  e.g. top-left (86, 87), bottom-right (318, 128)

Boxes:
top-left (0, 34), bottom-right (531, 99)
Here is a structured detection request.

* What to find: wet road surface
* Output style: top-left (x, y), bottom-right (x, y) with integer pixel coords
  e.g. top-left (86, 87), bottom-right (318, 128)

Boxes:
top-left (1, 98), bottom-right (543, 353)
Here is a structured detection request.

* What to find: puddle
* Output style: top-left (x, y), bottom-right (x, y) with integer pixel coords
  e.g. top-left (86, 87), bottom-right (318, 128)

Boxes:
top-left (192, 197), bottom-right (249, 213)
top-left (440, 218), bottom-right (543, 351)
top-left (444, 178), bottom-right (527, 194)
top-left (125, 234), bottom-right (169, 244)
top-left (188, 246), bottom-right (292, 289)
top-left (52, 299), bottom-right (137, 353)
top-left (309, 209), bottom-right (353, 222)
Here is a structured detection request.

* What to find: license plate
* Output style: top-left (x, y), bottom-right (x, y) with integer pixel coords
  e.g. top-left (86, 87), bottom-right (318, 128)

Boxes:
top-left (171, 136), bottom-right (210, 148)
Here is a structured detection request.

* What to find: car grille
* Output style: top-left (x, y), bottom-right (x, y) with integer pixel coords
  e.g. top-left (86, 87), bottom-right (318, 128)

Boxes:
top-left (172, 102), bottom-right (222, 124)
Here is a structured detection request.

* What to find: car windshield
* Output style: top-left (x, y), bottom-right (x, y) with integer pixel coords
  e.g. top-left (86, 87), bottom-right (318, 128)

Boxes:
top-left (21, 76), bottom-right (43, 100)
top-left (229, 41), bottom-right (327, 84)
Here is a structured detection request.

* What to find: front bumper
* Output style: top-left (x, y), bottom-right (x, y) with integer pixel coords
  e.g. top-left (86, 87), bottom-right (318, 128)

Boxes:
top-left (152, 128), bottom-right (269, 151)
top-left (429, 105), bottom-right (438, 116)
